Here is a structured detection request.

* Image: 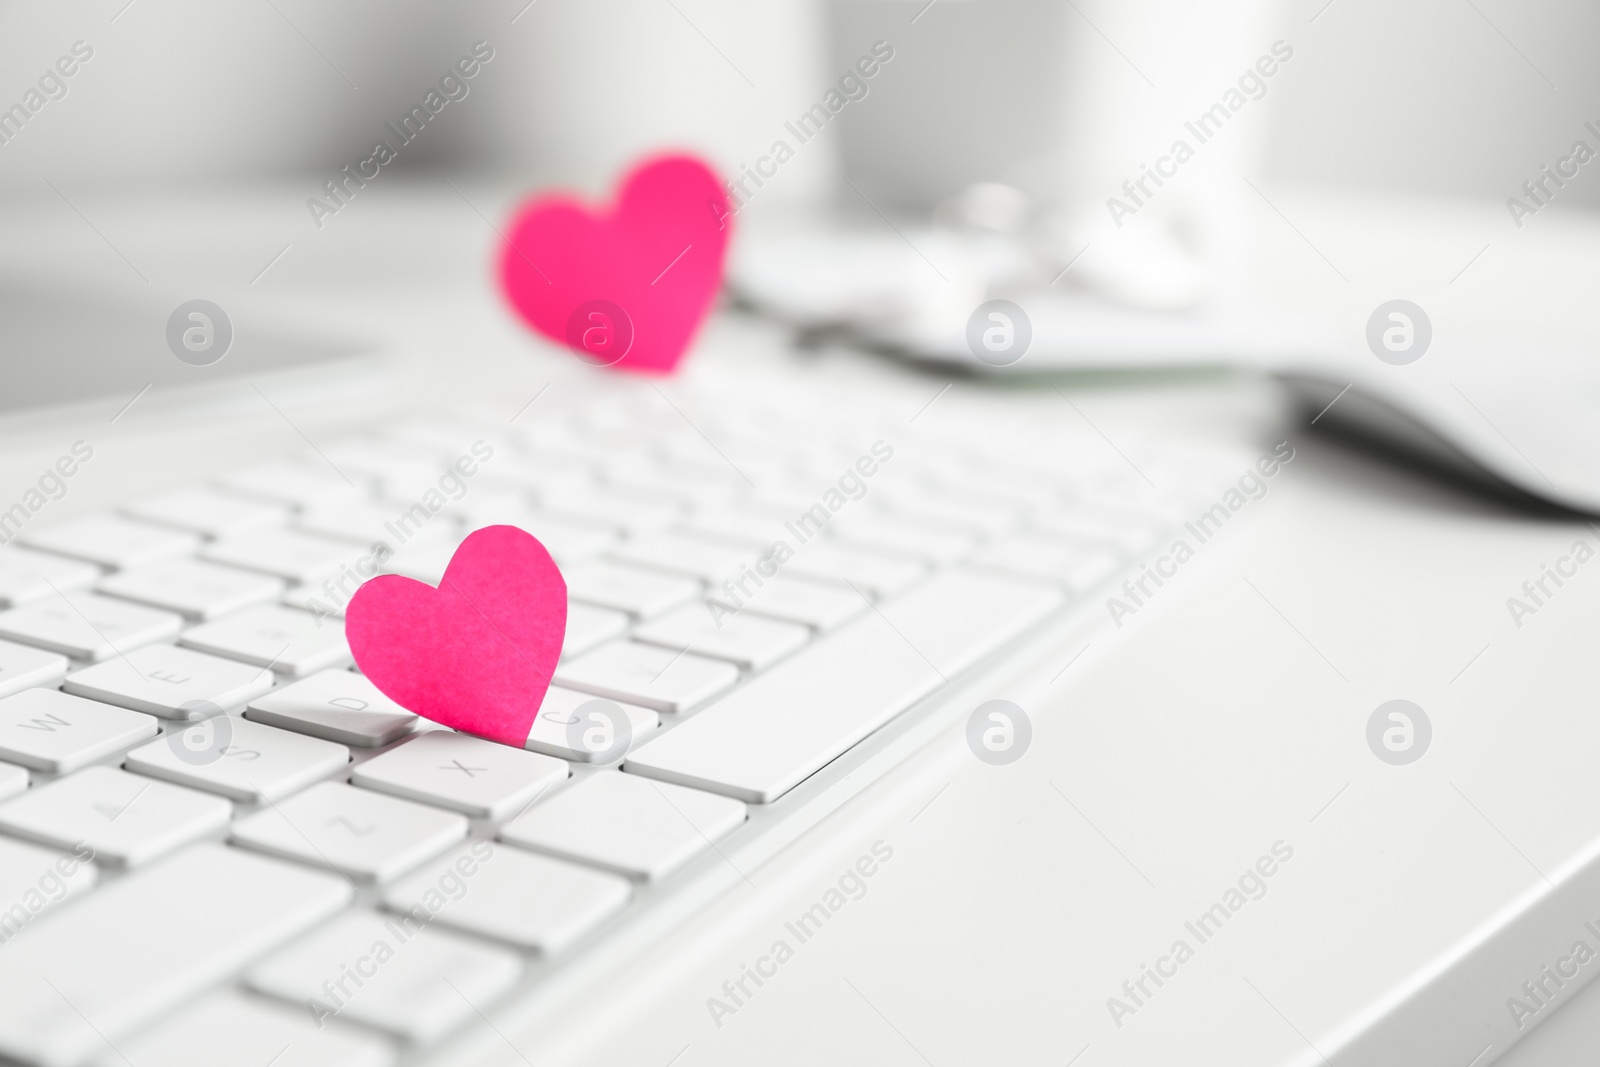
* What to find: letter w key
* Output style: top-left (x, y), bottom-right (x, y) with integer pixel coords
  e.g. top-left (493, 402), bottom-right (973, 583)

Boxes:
top-left (15, 713), bottom-right (70, 732)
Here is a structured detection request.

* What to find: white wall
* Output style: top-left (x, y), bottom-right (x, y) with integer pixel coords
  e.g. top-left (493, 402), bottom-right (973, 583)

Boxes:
top-left (1261, 0), bottom-right (1600, 207)
top-left (0, 0), bottom-right (833, 209)
top-left (1, 0), bottom-right (1597, 213)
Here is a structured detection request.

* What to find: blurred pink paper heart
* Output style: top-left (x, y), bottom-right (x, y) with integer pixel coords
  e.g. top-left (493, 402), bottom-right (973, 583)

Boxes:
top-left (346, 525), bottom-right (566, 747)
top-left (497, 153), bottom-right (731, 374)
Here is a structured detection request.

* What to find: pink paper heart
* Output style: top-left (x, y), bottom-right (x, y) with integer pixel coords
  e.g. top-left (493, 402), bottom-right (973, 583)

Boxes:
top-left (346, 525), bottom-right (566, 747)
top-left (497, 153), bottom-right (731, 374)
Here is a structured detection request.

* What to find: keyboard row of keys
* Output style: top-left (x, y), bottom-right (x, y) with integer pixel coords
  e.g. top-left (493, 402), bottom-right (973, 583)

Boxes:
top-left (98, 558), bottom-right (284, 620)
top-left (0, 844), bottom-right (351, 1066)
top-left (0, 664), bottom-right (740, 891)
top-left (14, 514), bottom-right (199, 571)
top-left (1, 443), bottom-right (1154, 674)
top-left (122, 485), bottom-right (291, 539)
top-left (0, 593), bottom-right (181, 661)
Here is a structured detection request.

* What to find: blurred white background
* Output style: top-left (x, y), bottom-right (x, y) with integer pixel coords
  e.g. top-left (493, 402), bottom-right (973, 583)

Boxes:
top-left (4, 0), bottom-right (1600, 383)
top-left (2, 0), bottom-right (1597, 208)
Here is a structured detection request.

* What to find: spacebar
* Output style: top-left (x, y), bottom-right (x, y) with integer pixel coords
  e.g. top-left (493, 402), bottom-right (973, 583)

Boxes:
top-left (623, 568), bottom-right (1065, 803)
top-left (0, 844), bottom-right (351, 1067)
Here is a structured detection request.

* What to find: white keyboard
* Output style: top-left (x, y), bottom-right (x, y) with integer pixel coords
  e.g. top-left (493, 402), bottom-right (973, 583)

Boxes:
top-left (0, 372), bottom-right (1244, 1065)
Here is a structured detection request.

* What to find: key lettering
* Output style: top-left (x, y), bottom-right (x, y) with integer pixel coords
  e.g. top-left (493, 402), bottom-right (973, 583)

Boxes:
top-left (15, 713), bottom-right (71, 732)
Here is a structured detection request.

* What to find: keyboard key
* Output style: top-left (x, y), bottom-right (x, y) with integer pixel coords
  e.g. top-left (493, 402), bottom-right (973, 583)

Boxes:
top-left (352, 732), bottom-right (567, 820)
top-left (392, 419), bottom-right (506, 451)
top-left (500, 771), bottom-right (745, 881)
top-left (384, 842), bottom-right (630, 954)
top-left (828, 511), bottom-right (978, 564)
top-left (126, 716), bottom-right (349, 803)
top-left (377, 465), bottom-right (479, 506)
top-left (232, 780), bottom-right (466, 882)
top-left (99, 558), bottom-right (284, 620)
top-left (625, 568), bottom-right (1064, 802)
top-left (298, 499), bottom-right (415, 544)
top-left (283, 583), bottom-right (348, 617)
top-left (941, 465), bottom-right (1067, 510)
top-left (970, 533), bottom-right (1122, 591)
top-left (202, 529), bottom-right (364, 585)
top-left (0, 546), bottom-right (99, 608)
top-left (0, 689), bottom-right (157, 773)
top-left (723, 574), bottom-right (867, 631)
top-left (0, 638), bottom-right (68, 699)
top-left (555, 641), bottom-right (738, 714)
top-left (610, 533), bottom-right (750, 583)
top-left (499, 447), bottom-right (596, 497)
top-left (633, 603), bottom-right (809, 670)
top-left (321, 440), bottom-right (448, 488)
top-left (64, 644), bottom-right (275, 718)
top-left (781, 542), bottom-right (928, 599)
top-left (16, 514), bottom-right (199, 571)
top-left (95, 988), bottom-right (395, 1067)
top-left (0, 765), bottom-right (231, 867)
top-left (0, 592), bottom-right (182, 661)
top-left (380, 529), bottom-right (465, 584)
top-left (0, 763), bottom-right (27, 802)
top-left (246, 670), bottom-right (417, 747)
top-left (745, 485), bottom-right (831, 517)
top-left (248, 908), bottom-right (520, 1044)
top-left (438, 484), bottom-right (528, 521)
top-left (215, 461), bottom-right (365, 510)
top-left (525, 686), bottom-right (659, 762)
top-left (121, 486), bottom-right (289, 540)
top-left (469, 509), bottom-right (618, 564)
top-left (564, 601), bottom-right (629, 659)
top-left (0, 844), bottom-right (349, 1067)
top-left (564, 561), bottom-right (700, 619)
top-left (607, 458), bottom-right (746, 501)
top-left (878, 493), bottom-right (1020, 535)
top-left (679, 504), bottom-right (787, 547)
top-left (1030, 507), bottom-right (1159, 553)
top-left (180, 604), bottom-right (350, 677)
top-left (543, 487), bottom-right (683, 534)
top-left (0, 836), bottom-right (97, 920)
top-left (325, 432), bottom-right (457, 467)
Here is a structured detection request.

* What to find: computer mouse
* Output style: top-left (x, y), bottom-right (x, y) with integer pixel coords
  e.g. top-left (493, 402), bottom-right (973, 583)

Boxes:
top-left (1275, 345), bottom-right (1600, 515)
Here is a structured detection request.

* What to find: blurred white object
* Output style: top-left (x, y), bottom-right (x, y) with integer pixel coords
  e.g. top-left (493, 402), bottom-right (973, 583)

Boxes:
top-left (829, 0), bottom-right (1277, 311)
top-left (729, 222), bottom-right (998, 328)
top-left (853, 287), bottom-right (1306, 368)
top-left (1030, 203), bottom-right (1212, 311)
